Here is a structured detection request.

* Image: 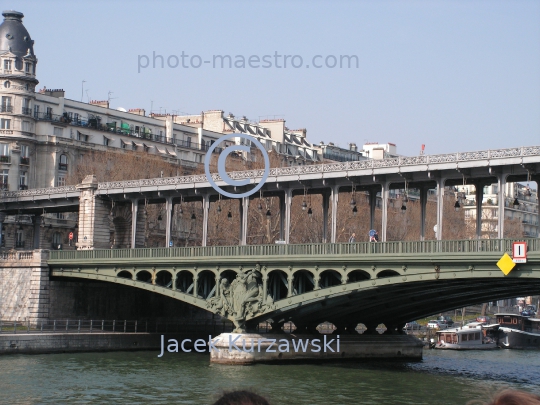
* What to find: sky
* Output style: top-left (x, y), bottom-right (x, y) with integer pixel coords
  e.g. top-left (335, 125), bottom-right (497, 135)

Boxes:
top-left (10, 0), bottom-right (540, 156)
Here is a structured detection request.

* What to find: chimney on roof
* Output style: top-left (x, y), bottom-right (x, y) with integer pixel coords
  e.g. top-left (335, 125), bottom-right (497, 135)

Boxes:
top-left (349, 143), bottom-right (357, 152)
top-left (42, 88), bottom-right (65, 98)
top-left (128, 108), bottom-right (146, 116)
top-left (90, 100), bottom-right (109, 109)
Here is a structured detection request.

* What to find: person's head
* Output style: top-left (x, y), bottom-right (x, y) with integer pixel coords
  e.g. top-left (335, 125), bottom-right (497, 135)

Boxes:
top-left (468, 389), bottom-right (540, 405)
top-left (352, 233), bottom-right (356, 237)
top-left (213, 390), bottom-right (270, 405)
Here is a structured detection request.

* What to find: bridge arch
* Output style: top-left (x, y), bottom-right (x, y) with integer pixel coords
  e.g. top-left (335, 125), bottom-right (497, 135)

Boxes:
top-left (155, 270), bottom-right (173, 288)
top-left (293, 269), bottom-right (315, 294)
top-left (267, 269), bottom-right (289, 302)
top-left (377, 270), bottom-right (400, 279)
top-left (111, 205), bottom-right (132, 249)
top-left (175, 270), bottom-right (194, 293)
top-left (136, 270), bottom-right (152, 283)
top-left (117, 270), bottom-right (132, 279)
top-left (197, 270), bottom-right (216, 299)
top-left (319, 269), bottom-right (343, 288)
top-left (346, 269), bottom-right (371, 282)
top-left (219, 269), bottom-right (238, 283)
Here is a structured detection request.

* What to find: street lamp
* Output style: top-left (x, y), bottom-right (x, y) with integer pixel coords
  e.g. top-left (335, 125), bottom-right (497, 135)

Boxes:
top-left (307, 207), bottom-right (313, 219)
top-left (266, 209), bottom-right (272, 219)
top-left (227, 211), bottom-right (232, 221)
top-left (401, 195), bottom-right (408, 212)
top-left (352, 205), bottom-right (358, 216)
top-left (454, 200), bottom-right (461, 212)
top-left (513, 198), bottom-right (519, 209)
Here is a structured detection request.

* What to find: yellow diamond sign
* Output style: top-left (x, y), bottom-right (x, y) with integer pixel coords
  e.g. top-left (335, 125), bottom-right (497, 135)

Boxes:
top-left (497, 253), bottom-right (516, 275)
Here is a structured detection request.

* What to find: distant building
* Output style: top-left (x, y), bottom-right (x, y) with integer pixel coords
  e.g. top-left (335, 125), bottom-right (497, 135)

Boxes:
top-left (175, 110), bottom-right (367, 165)
top-left (460, 182), bottom-right (538, 238)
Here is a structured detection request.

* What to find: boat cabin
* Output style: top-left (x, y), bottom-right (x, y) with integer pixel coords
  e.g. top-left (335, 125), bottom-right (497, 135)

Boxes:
top-left (438, 330), bottom-right (482, 344)
top-left (495, 313), bottom-right (540, 333)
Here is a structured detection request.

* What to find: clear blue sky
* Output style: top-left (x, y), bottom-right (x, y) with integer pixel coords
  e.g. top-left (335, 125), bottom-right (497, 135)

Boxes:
top-left (11, 0), bottom-right (540, 156)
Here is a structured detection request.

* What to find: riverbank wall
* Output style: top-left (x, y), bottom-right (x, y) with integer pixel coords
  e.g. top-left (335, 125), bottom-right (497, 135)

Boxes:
top-left (0, 332), bottom-right (205, 355)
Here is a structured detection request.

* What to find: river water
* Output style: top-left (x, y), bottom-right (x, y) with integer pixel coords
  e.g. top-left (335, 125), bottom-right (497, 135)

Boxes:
top-left (1, 348), bottom-right (539, 405)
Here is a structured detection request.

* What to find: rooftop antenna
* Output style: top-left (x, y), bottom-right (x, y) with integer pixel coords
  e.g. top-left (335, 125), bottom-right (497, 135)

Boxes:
top-left (81, 80), bottom-right (86, 102)
top-left (107, 91), bottom-right (117, 103)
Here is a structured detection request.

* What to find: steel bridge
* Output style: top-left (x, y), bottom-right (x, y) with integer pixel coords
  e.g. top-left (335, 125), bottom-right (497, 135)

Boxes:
top-left (48, 238), bottom-right (540, 333)
top-left (0, 145), bottom-right (539, 249)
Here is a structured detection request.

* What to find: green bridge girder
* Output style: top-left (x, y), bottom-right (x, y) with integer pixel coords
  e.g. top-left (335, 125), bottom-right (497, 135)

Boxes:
top-left (48, 239), bottom-right (540, 332)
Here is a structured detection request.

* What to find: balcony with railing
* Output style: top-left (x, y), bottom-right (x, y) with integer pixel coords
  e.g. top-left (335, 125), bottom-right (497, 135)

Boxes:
top-left (21, 107), bottom-right (32, 115)
top-left (20, 157), bottom-right (29, 165)
top-left (34, 112), bottom-right (66, 123)
top-left (0, 182), bottom-right (8, 191)
top-left (58, 163), bottom-right (68, 171)
top-left (15, 241), bottom-right (25, 248)
top-left (18, 184), bottom-right (28, 190)
top-left (34, 112), bottom-right (224, 155)
top-left (0, 155), bottom-right (10, 164)
top-left (0, 105), bottom-right (13, 113)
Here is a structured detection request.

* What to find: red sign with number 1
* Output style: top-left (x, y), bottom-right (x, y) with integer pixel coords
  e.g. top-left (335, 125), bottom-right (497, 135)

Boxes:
top-left (512, 242), bottom-right (527, 263)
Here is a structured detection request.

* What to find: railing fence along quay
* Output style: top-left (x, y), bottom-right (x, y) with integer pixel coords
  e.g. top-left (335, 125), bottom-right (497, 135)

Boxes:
top-left (0, 319), bottom-right (234, 335)
top-left (2, 145), bottom-right (539, 199)
top-left (48, 239), bottom-right (540, 261)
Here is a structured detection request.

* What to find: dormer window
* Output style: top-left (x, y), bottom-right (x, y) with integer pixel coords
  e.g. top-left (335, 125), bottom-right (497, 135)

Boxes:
top-left (3, 60), bottom-right (12, 70)
top-left (24, 62), bottom-right (32, 73)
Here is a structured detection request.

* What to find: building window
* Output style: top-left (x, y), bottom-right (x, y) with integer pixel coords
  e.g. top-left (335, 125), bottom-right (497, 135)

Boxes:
top-left (57, 176), bottom-right (66, 187)
top-left (3, 59), bottom-right (12, 70)
top-left (0, 143), bottom-right (9, 162)
top-left (3, 81), bottom-right (10, 89)
top-left (186, 137), bottom-right (192, 148)
top-left (56, 212), bottom-right (66, 219)
top-left (1, 96), bottom-right (12, 113)
top-left (1, 169), bottom-right (8, 189)
top-left (24, 62), bottom-right (32, 73)
top-left (22, 121), bottom-right (31, 132)
top-left (19, 171), bottom-right (27, 190)
top-left (77, 132), bottom-right (88, 142)
top-left (52, 232), bottom-right (62, 248)
top-left (103, 136), bottom-right (110, 146)
top-left (16, 229), bottom-right (24, 248)
top-left (0, 119), bottom-right (11, 129)
top-left (34, 105), bottom-right (39, 117)
top-left (121, 140), bottom-right (127, 149)
top-left (45, 107), bottom-right (53, 119)
top-left (53, 127), bottom-right (63, 137)
top-left (20, 145), bottom-right (29, 165)
top-left (59, 154), bottom-right (68, 171)
top-left (22, 98), bottom-right (31, 115)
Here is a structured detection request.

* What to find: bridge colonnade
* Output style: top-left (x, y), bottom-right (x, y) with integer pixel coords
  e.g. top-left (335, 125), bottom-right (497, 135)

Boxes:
top-left (1, 145), bottom-right (539, 249)
top-left (71, 174), bottom-right (526, 250)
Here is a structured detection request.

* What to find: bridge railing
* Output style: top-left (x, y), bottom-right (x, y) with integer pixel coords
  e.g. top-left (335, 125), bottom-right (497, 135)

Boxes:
top-left (48, 238), bottom-right (540, 261)
top-left (0, 319), bottom-right (234, 334)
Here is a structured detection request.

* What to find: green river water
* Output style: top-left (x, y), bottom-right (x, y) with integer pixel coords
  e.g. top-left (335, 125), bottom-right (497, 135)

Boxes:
top-left (1, 349), bottom-right (539, 404)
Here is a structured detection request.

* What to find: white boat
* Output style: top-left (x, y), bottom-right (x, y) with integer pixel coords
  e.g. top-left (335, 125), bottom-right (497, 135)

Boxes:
top-left (434, 322), bottom-right (498, 350)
